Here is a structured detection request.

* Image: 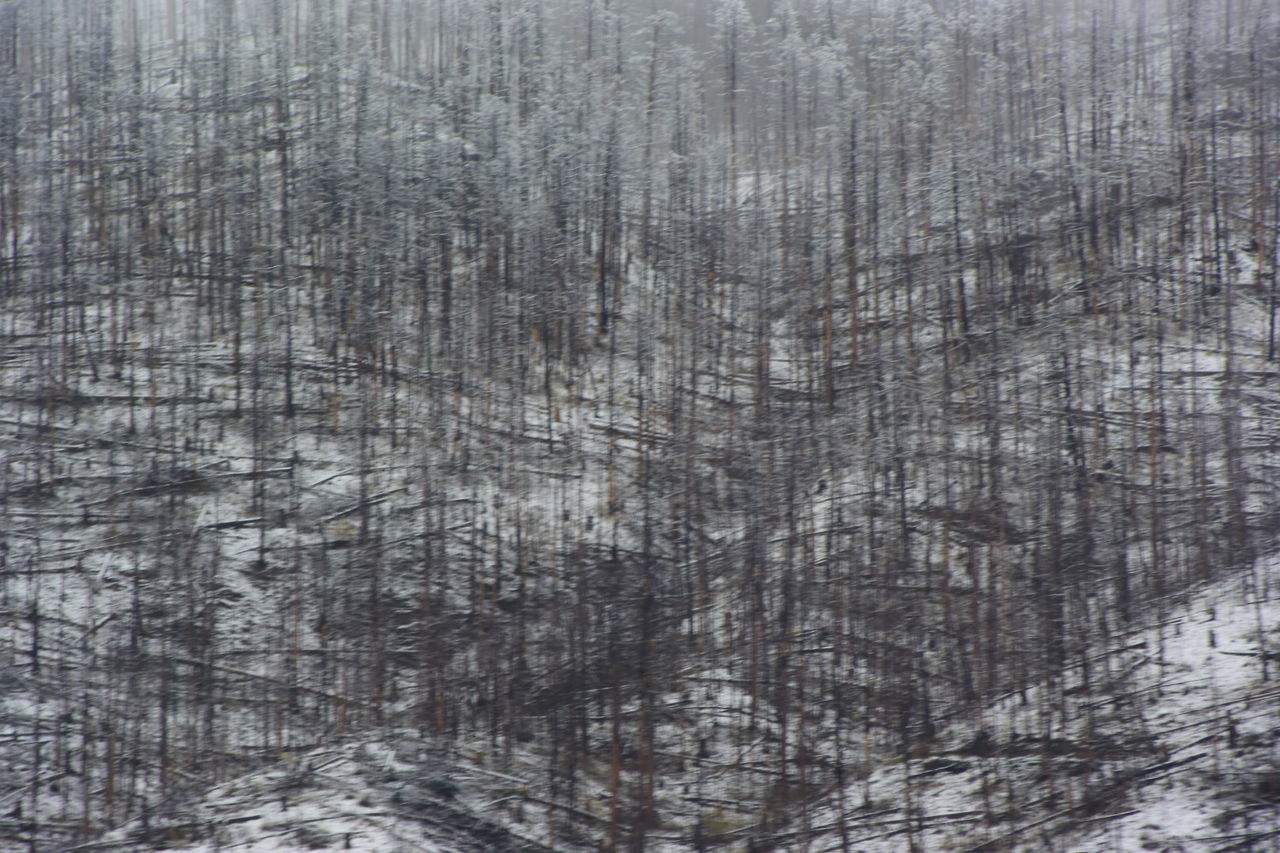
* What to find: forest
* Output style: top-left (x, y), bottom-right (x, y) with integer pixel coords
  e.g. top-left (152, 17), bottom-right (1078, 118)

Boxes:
top-left (2, 0), bottom-right (1279, 850)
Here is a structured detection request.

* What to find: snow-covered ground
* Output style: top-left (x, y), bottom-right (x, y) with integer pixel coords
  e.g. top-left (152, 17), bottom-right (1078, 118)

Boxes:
top-left (70, 551), bottom-right (1278, 852)
top-left (3, 3), bottom-right (1278, 850)
top-left (804, 554), bottom-right (1280, 853)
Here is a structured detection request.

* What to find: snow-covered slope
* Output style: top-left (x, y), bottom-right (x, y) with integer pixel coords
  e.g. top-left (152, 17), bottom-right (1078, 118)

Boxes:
top-left (4, 1), bottom-right (1280, 850)
top-left (73, 553), bottom-right (1279, 853)
top-left (817, 556), bottom-right (1280, 853)
top-left (85, 739), bottom-right (568, 853)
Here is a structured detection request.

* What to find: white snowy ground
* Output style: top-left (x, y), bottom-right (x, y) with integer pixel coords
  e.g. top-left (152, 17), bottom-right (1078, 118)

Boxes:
top-left (86, 738), bottom-right (571, 852)
top-left (83, 553), bottom-right (1279, 853)
top-left (808, 554), bottom-right (1280, 853)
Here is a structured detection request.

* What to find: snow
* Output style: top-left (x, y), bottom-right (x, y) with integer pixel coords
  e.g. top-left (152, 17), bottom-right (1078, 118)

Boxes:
top-left (3, 1), bottom-right (1279, 850)
top-left (70, 552), bottom-right (1275, 852)
top-left (790, 554), bottom-right (1280, 853)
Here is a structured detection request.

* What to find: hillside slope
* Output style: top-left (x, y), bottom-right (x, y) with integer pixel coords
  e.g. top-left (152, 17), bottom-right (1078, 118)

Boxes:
top-left (72, 553), bottom-right (1280, 852)
top-left (3, 0), bottom-right (1280, 850)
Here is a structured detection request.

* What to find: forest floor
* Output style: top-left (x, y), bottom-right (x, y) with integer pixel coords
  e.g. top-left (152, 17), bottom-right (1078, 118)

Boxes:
top-left (818, 553), bottom-right (1280, 853)
top-left (72, 552), bottom-right (1278, 853)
